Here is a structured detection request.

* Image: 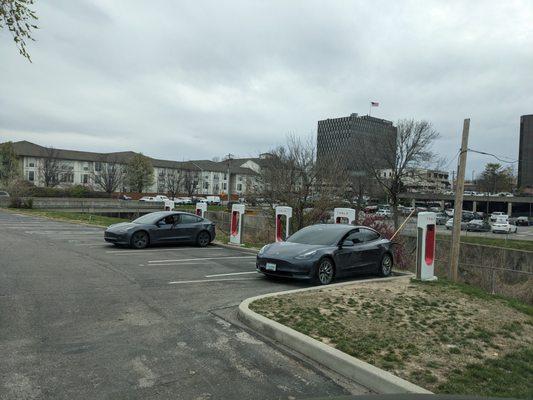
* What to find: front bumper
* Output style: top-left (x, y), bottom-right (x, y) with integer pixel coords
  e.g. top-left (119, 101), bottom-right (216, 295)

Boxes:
top-left (256, 255), bottom-right (316, 280)
top-left (104, 231), bottom-right (130, 245)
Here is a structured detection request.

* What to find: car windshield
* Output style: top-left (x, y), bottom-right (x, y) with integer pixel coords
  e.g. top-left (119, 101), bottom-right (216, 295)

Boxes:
top-left (286, 226), bottom-right (343, 246)
top-left (132, 213), bottom-right (165, 224)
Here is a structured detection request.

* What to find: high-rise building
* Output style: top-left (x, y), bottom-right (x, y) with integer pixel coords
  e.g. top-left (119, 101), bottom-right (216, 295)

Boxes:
top-left (316, 113), bottom-right (397, 171)
top-left (518, 114), bottom-right (533, 189)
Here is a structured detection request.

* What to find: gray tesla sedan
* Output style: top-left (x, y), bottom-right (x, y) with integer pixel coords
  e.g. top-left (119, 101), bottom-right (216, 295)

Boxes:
top-left (104, 211), bottom-right (216, 249)
top-left (256, 224), bottom-right (393, 285)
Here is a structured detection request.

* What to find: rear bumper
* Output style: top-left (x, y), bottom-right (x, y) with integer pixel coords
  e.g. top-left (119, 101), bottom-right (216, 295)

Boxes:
top-left (256, 256), bottom-right (316, 280)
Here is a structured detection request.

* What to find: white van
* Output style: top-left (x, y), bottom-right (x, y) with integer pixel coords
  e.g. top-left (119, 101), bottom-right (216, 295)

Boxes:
top-left (206, 196), bottom-right (221, 205)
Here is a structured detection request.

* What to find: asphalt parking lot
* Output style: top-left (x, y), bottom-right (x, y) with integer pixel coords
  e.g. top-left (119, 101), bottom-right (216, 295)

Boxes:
top-left (0, 210), bottom-right (370, 400)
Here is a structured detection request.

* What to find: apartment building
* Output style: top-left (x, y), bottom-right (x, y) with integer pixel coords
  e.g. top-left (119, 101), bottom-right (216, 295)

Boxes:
top-left (8, 141), bottom-right (258, 196)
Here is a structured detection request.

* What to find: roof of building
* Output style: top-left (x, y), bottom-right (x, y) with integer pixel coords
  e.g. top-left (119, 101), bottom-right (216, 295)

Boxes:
top-left (8, 141), bottom-right (256, 175)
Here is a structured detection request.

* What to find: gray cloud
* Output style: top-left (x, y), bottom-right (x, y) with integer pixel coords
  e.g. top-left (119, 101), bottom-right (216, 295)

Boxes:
top-left (0, 0), bottom-right (531, 175)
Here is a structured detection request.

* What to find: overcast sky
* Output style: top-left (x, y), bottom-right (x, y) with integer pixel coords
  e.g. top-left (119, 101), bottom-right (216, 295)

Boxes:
top-left (1, 0), bottom-right (531, 177)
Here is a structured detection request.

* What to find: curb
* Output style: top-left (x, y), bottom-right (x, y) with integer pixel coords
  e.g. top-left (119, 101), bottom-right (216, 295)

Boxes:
top-left (237, 274), bottom-right (432, 395)
top-left (212, 241), bottom-right (260, 254)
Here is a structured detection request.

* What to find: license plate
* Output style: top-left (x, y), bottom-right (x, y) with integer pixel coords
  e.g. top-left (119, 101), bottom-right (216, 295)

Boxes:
top-left (265, 262), bottom-right (276, 271)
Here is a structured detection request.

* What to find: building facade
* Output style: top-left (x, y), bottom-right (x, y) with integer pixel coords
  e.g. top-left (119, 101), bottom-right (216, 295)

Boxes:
top-left (379, 168), bottom-right (450, 192)
top-left (317, 113), bottom-right (397, 171)
top-left (518, 114), bottom-right (533, 190)
top-left (8, 141), bottom-right (257, 197)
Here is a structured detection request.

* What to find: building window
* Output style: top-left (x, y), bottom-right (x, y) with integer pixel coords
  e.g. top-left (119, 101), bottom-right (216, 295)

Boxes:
top-left (203, 182), bottom-right (209, 189)
top-left (237, 183), bottom-right (242, 191)
top-left (95, 162), bottom-right (102, 172)
top-left (61, 173), bottom-right (74, 183)
top-left (224, 173), bottom-right (227, 180)
top-left (28, 162), bottom-right (35, 168)
top-left (223, 182), bottom-right (227, 190)
top-left (83, 174), bottom-right (89, 184)
top-left (28, 171), bottom-right (34, 181)
top-left (238, 176), bottom-right (243, 181)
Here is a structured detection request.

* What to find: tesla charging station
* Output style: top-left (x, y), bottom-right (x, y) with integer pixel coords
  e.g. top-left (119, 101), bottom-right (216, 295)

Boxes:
top-left (195, 202), bottom-right (207, 218)
top-left (275, 206), bottom-right (292, 242)
top-left (416, 212), bottom-right (437, 281)
top-left (333, 207), bottom-right (356, 224)
top-left (164, 199), bottom-right (174, 211)
top-left (230, 203), bottom-right (245, 245)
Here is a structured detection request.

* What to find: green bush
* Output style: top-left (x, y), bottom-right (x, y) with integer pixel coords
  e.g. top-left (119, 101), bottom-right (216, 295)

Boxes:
top-left (9, 197), bottom-right (33, 209)
top-left (68, 185), bottom-right (90, 198)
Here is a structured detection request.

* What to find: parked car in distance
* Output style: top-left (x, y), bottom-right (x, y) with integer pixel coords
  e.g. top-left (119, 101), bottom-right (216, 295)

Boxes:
top-left (205, 196), bottom-right (221, 205)
top-left (445, 218), bottom-right (467, 230)
top-left (515, 216), bottom-right (530, 226)
top-left (104, 211), bottom-right (216, 249)
top-left (490, 212), bottom-right (508, 222)
top-left (435, 212), bottom-right (448, 225)
top-left (492, 220), bottom-right (517, 234)
top-left (139, 195), bottom-right (169, 202)
top-left (256, 224), bottom-right (394, 285)
top-left (118, 194), bottom-right (132, 200)
top-left (0, 190), bottom-right (10, 197)
top-left (466, 219), bottom-right (491, 232)
top-left (173, 197), bottom-right (192, 205)
top-left (375, 209), bottom-right (391, 218)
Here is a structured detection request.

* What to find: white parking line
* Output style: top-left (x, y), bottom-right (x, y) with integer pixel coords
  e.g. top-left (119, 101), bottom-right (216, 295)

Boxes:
top-left (106, 248), bottom-right (208, 255)
top-left (149, 256), bottom-right (256, 264)
top-left (205, 271), bottom-right (258, 277)
top-left (168, 278), bottom-right (259, 284)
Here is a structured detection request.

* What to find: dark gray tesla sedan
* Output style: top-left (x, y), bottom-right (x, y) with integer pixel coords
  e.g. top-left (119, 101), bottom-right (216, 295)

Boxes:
top-left (104, 211), bottom-right (216, 249)
top-left (256, 224), bottom-right (393, 285)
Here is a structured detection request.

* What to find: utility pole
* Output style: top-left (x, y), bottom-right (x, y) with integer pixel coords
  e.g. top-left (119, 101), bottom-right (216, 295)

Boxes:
top-left (449, 119), bottom-right (470, 282)
top-left (226, 153), bottom-right (234, 201)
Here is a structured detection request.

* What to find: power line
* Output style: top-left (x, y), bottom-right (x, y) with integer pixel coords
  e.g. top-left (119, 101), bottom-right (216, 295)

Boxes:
top-left (467, 148), bottom-right (518, 164)
top-left (443, 149), bottom-right (461, 170)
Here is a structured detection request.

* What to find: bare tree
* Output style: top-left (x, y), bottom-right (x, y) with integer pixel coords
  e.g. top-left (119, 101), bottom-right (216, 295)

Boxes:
top-left (165, 169), bottom-right (183, 199)
top-left (39, 147), bottom-right (63, 187)
top-left (92, 156), bottom-right (124, 194)
top-left (256, 135), bottom-right (347, 230)
top-left (183, 170), bottom-right (198, 197)
top-left (355, 119), bottom-right (439, 229)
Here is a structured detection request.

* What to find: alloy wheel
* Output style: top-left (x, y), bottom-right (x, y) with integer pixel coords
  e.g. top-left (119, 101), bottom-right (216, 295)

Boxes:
top-left (197, 232), bottom-right (210, 247)
top-left (132, 232), bottom-right (148, 249)
top-left (318, 259), bottom-right (334, 285)
top-left (381, 254), bottom-right (392, 276)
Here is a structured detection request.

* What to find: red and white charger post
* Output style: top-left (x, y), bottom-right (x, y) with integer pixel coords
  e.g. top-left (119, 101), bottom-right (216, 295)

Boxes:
top-left (416, 212), bottom-right (437, 281)
top-left (229, 203), bottom-right (245, 245)
top-left (275, 206), bottom-right (292, 242)
top-left (164, 199), bottom-right (174, 211)
top-left (333, 208), bottom-right (356, 224)
top-left (195, 202), bottom-right (207, 218)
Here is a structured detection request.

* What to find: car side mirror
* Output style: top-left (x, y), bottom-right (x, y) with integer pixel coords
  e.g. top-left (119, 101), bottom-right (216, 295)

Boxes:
top-left (341, 240), bottom-right (355, 248)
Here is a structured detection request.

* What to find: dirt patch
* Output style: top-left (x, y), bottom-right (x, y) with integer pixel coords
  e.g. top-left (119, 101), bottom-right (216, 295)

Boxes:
top-left (250, 278), bottom-right (533, 395)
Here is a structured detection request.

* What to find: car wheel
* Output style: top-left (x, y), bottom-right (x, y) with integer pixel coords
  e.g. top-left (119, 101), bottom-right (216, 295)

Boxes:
top-left (131, 231), bottom-right (149, 249)
top-left (196, 231), bottom-right (211, 247)
top-left (378, 253), bottom-right (393, 277)
top-left (315, 258), bottom-right (335, 285)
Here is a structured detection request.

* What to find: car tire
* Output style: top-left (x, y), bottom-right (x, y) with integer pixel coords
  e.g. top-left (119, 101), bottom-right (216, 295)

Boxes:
top-left (131, 231), bottom-right (149, 249)
top-left (378, 253), bottom-right (393, 277)
top-left (196, 231), bottom-right (211, 247)
top-left (315, 258), bottom-right (335, 285)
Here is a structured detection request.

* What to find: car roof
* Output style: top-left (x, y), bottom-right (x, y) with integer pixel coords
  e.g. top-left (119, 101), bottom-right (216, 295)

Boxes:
top-left (308, 224), bottom-right (377, 234)
top-left (148, 211), bottom-right (195, 217)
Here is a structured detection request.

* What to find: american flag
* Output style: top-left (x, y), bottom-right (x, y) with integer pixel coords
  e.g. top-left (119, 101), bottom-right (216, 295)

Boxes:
top-left (371, 101), bottom-right (379, 107)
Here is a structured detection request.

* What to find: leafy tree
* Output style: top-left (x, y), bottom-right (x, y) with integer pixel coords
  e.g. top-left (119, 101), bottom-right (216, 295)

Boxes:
top-left (1, 0), bottom-right (39, 62)
top-left (477, 163), bottom-right (515, 194)
top-left (0, 141), bottom-right (20, 185)
top-left (125, 153), bottom-right (154, 193)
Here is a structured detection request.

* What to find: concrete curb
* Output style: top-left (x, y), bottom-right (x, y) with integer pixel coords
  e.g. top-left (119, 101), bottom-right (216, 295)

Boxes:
top-left (238, 274), bottom-right (432, 394)
top-left (212, 241), bottom-right (260, 254)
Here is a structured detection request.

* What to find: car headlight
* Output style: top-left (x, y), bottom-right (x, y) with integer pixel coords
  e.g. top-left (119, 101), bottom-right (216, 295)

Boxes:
top-left (295, 250), bottom-right (319, 259)
top-left (258, 245), bottom-right (269, 256)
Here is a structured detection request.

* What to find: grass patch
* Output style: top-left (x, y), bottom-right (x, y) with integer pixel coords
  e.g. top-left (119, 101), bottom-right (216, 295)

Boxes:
top-left (6, 209), bottom-right (128, 227)
top-left (438, 348), bottom-right (533, 398)
top-left (436, 234), bottom-right (533, 252)
top-left (251, 278), bottom-right (533, 396)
